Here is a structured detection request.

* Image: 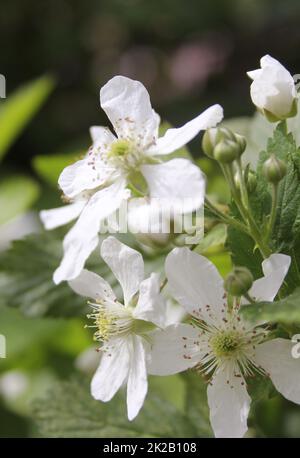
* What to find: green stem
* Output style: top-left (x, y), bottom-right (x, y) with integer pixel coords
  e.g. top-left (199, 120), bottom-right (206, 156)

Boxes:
top-left (266, 183), bottom-right (278, 241)
top-left (204, 198), bottom-right (249, 234)
top-left (243, 292), bottom-right (255, 304)
top-left (220, 163), bottom-right (271, 259)
top-left (236, 158), bottom-right (249, 210)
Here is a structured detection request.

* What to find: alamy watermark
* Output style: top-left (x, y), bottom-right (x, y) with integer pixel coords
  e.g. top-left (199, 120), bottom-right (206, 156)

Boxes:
top-left (291, 334), bottom-right (300, 359)
top-left (0, 334), bottom-right (6, 358)
top-left (0, 74), bottom-right (6, 98)
top-left (97, 198), bottom-right (204, 245)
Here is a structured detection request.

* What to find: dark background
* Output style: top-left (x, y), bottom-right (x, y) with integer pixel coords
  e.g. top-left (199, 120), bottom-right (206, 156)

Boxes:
top-left (2, 0), bottom-right (300, 170)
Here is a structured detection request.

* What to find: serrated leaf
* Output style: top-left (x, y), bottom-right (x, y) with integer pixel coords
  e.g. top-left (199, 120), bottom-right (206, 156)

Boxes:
top-left (32, 375), bottom-right (197, 438)
top-left (240, 287), bottom-right (300, 325)
top-left (0, 175), bottom-right (40, 225)
top-left (0, 76), bottom-right (54, 160)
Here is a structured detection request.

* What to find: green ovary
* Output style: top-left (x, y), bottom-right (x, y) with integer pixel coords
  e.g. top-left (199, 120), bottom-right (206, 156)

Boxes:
top-left (210, 330), bottom-right (241, 357)
top-left (108, 139), bottom-right (133, 158)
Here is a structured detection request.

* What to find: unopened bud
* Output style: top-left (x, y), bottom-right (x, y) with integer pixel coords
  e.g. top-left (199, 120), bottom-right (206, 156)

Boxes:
top-left (202, 127), bottom-right (235, 158)
top-left (263, 154), bottom-right (287, 183)
top-left (214, 140), bottom-right (240, 163)
top-left (224, 267), bottom-right (253, 296)
top-left (234, 133), bottom-right (247, 156)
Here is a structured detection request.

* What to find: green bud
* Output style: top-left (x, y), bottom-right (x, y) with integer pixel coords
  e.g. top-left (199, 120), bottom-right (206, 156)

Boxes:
top-left (234, 133), bottom-right (247, 156)
top-left (202, 127), bottom-right (235, 158)
top-left (224, 266), bottom-right (253, 297)
top-left (246, 170), bottom-right (257, 193)
top-left (263, 154), bottom-right (287, 184)
top-left (214, 140), bottom-right (240, 163)
top-left (235, 168), bottom-right (257, 193)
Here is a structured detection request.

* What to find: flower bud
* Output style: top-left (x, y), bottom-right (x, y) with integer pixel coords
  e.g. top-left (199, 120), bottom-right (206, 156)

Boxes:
top-left (202, 127), bottom-right (235, 158)
top-left (263, 155), bottom-right (287, 183)
top-left (224, 267), bottom-right (253, 297)
top-left (245, 170), bottom-right (257, 193)
top-left (214, 140), bottom-right (240, 163)
top-left (247, 55), bottom-right (298, 122)
top-left (235, 169), bottom-right (257, 193)
top-left (234, 133), bottom-right (247, 156)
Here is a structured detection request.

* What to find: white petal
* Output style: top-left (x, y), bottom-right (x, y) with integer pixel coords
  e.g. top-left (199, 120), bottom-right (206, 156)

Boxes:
top-left (40, 200), bottom-right (86, 230)
top-left (53, 179), bottom-right (127, 284)
top-left (165, 247), bottom-right (225, 325)
top-left (101, 236), bottom-right (144, 306)
top-left (207, 365), bottom-right (251, 438)
top-left (141, 158), bottom-right (205, 213)
top-left (127, 336), bottom-right (148, 421)
top-left (248, 55), bottom-right (296, 118)
top-left (254, 338), bottom-right (300, 405)
top-left (100, 75), bottom-right (159, 147)
top-left (248, 253), bottom-right (291, 302)
top-left (68, 269), bottom-right (116, 301)
top-left (58, 155), bottom-right (114, 199)
top-left (133, 273), bottom-right (165, 327)
top-left (147, 324), bottom-right (200, 376)
top-left (165, 299), bottom-right (187, 326)
top-left (91, 338), bottom-right (130, 402)
top-left (147, 104), bottom-right (223, 155)
top-left (89, 125), bottom-right (116, 144)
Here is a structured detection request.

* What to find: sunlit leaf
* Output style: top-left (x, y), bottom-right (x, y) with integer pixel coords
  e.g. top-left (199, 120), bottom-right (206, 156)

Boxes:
top-left (0, 175), bottom-right (40, 225)
top-left (0, 76), bottom-right (55, 161)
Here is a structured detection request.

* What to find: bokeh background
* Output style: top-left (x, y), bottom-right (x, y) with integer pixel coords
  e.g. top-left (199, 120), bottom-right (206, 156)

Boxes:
top-left (1, 0), bottom-right (300, 438)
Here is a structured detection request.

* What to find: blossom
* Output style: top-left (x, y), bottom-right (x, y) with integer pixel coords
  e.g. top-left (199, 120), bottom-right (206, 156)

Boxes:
top-left (247, 55), bottom-right (297, 121)
top-left (148, 247), bottom-right (300, 438)
top-left (68, 236), bottom-right (169, 421)
top-left (40, 76), bottom-right (223, 284)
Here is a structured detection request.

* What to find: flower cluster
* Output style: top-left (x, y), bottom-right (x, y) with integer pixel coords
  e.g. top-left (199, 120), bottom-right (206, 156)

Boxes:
top-left (41, 55), bottom-right (300, 437)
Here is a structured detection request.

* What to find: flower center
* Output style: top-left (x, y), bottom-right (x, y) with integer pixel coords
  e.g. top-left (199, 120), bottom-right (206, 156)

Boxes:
top-left (108, 139), bottom-right (134, 158)
top-left (106, 139), bottom-right (143, 172)
top-left (210, 330), bottom-right (241, 358)
top-left (88, 302), bottom-right (134, 343)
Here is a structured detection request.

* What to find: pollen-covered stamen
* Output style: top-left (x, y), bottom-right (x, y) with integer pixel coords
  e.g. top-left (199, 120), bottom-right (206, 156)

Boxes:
top-left (87, 300), bottom-right (134, 343)
top-left (192, 307), bottom-right (269, 378)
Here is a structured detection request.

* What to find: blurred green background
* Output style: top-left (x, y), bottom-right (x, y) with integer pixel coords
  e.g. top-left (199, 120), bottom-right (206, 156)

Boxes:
top-left (1, 0), bottom-right (300, 438)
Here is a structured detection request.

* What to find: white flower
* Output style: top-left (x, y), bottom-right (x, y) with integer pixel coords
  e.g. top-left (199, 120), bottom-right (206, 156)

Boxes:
top-left (247, 55), bottom-right (297, 121)
top-left (148, 247), bottom-right (300, 438)
top-left (40, 76), bottom-right (223, 284)
top-left (68, 236), bottom-right (167, 421)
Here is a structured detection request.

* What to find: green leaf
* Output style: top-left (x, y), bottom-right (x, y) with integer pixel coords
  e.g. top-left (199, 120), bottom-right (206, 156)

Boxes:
top-left (0, 175), bottom-right (40, 225)
top-left (0, 76), bottom-right (55, 160)
top-left (183, 372), bottom-right (213, 437)
top-left (32, 151), bottom-right (83, 187)
top-left (32, 375), bottom-right (197, 438)
top-left (227, 226), bottom-right (263, 280)
top-left (263, 123), bottom-right (300, 291)
top-left (240, 287), bottom-right (300, 325)
top-left (0, 231), bottom-right (115, 318)
top-left (195, 223), bottom-right (227, 255)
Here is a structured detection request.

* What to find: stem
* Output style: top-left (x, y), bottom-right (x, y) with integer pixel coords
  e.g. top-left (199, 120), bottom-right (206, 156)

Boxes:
top-left (243, 292), bottom-right (255, 304)
top-left (236, 158), bottom-right (249, 210)
top-left (266, 183), bottom-right (278, 241)
top-left (220, 163), bottom-right (271, 258)
top-left (204, 198), bottom-right (249, 234)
